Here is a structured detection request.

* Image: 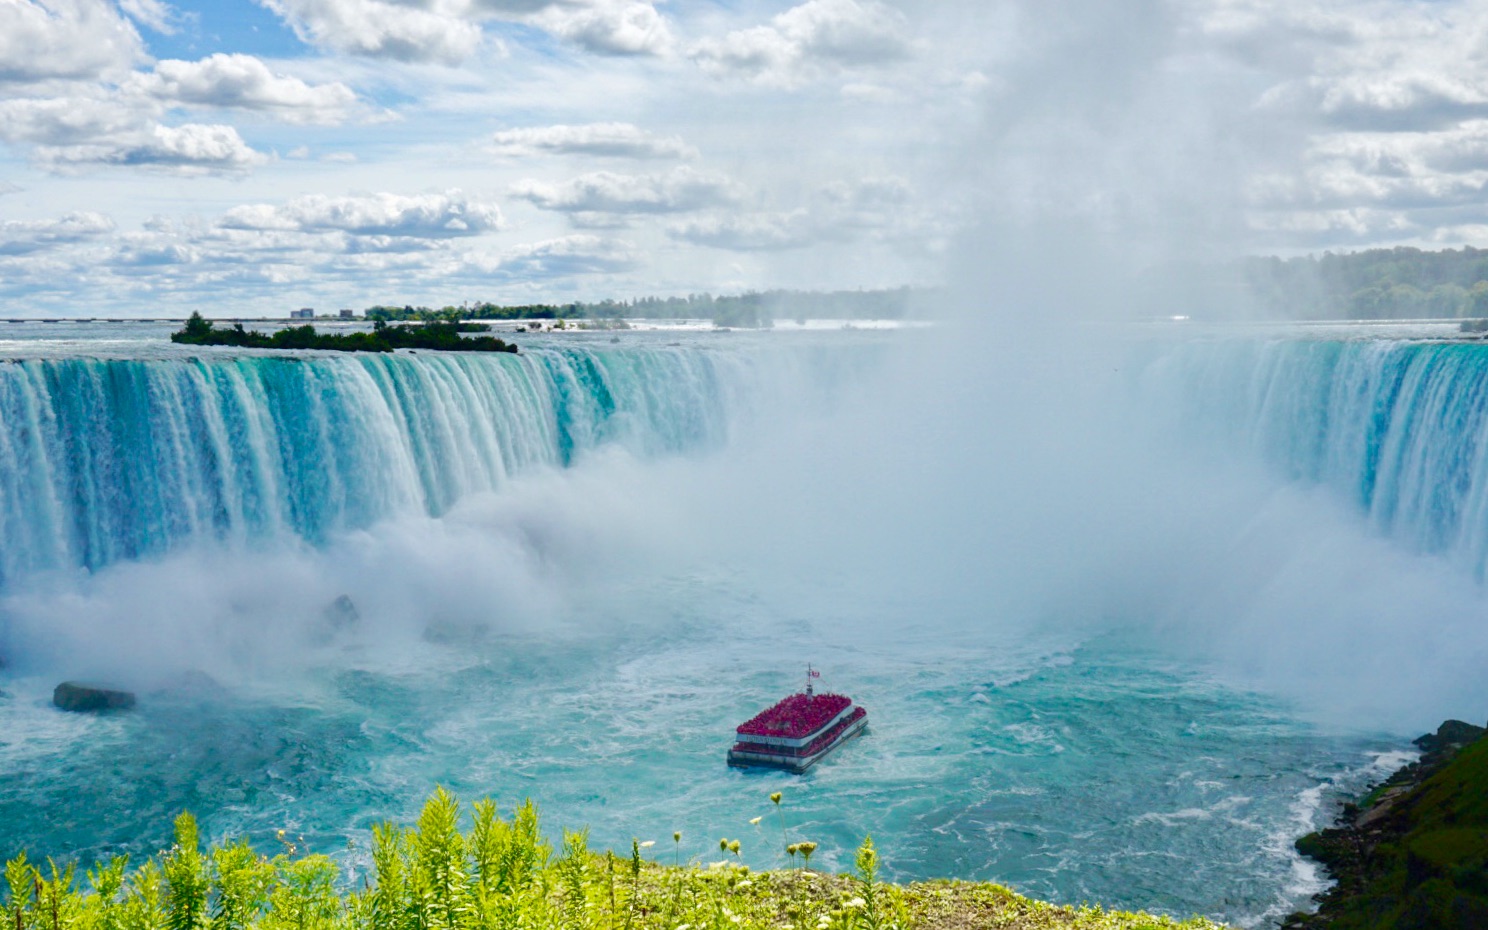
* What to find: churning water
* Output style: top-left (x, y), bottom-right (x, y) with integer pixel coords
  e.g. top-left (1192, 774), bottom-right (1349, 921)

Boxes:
top-left (0, 320), bottom-right (1476, 928)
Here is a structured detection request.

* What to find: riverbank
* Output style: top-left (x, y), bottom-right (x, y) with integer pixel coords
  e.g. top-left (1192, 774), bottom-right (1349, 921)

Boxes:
top-left (1287, 720), bottom-right (1488, 928)
top-left (2, 789), bottom-right (1226, 930)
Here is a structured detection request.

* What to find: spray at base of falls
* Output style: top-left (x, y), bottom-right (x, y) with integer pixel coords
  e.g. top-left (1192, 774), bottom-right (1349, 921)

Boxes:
top-left (2, 327), bottom-right (1488, 929)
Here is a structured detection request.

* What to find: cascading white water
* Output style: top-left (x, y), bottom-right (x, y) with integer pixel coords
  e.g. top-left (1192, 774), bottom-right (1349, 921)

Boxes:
top-left (2, 324), bottom-right (1486, 930)
top-left (1145, 335), bottom-right (1488, 578)
top-left (0, 346), bottom-right (767, 585)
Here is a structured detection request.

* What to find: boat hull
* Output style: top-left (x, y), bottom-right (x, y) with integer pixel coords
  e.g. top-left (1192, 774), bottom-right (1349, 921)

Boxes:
top-left (727, 713), bottom-right (868, 773)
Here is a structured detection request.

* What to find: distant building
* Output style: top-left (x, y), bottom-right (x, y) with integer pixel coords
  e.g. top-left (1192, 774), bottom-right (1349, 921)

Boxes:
top-left (339, 309), bottom-right (355, 319)
top-left (291, 308), bottom-right (314, 319)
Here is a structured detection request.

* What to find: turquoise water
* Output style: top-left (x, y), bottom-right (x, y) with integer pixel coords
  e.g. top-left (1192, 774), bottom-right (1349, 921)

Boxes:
top-left (0, 321), bottom-right (1460, 928)
top-left (0, 605), bottom-right (1393, 929)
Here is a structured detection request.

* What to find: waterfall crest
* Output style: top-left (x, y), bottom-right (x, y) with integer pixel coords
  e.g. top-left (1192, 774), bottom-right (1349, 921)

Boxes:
top-left (1152, 337), bottom-right (1488, 577)
top-left (0, 346), bottom-right (744, 583)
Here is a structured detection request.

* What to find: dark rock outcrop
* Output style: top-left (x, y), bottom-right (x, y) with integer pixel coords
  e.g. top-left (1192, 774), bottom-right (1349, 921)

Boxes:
top-left (324, 594), bottom-right (360, 631)
top-left (53, 681), bottom-right (136, 712)
top-left (1412, 719), bottom-right (1484, 759)
top-left (309, 594), bottom-right (361, 645)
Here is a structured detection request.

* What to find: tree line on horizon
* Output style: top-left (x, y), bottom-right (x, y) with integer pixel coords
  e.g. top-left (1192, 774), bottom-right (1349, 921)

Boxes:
top-left (347, 247), bottom-right (1488, 325)
top-left (1240, 246), bottom-right (1488, 320)
top-left (362, 288), bottom-right (923, 328)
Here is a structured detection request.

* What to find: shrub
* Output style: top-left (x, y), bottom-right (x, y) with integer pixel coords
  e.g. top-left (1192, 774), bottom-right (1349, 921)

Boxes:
top-left (2, 791), bottom-right (1228, 930)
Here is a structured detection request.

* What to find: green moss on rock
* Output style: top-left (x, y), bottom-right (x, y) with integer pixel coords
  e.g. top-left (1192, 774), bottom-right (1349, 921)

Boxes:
top-left (1289, 721), bottom-right (1488, 929)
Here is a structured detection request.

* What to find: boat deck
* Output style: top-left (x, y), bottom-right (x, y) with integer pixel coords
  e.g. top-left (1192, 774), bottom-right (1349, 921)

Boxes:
top-left (728, 692), bottom-right (868, 772)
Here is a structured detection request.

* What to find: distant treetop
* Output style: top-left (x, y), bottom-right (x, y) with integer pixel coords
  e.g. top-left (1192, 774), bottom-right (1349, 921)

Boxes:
top-left (1242, 246), bottom-right (1488, 320)
top-left (362, 287), bottom-right (925, 327)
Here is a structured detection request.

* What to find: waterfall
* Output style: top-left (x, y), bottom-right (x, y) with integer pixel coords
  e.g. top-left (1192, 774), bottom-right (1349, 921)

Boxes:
top-left (0, 346), bottom-right (759, 584)
top-left (1148, 336), bottom-right (1488, 577)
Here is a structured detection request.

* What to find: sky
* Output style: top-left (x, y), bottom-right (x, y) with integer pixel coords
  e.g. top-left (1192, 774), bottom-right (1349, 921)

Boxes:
top-left (2, 0), bottom-right (1488, 315)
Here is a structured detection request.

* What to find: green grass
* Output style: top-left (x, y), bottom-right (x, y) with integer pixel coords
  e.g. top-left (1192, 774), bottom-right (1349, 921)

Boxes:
top-left (3, 788), bottom-right (1228, 930)
top-left (1294, 734), bottom-right (1488, 929)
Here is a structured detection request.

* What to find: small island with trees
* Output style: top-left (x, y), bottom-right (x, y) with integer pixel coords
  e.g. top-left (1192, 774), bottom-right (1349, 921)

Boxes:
top-left (171, 312), bottom-right (518, 354)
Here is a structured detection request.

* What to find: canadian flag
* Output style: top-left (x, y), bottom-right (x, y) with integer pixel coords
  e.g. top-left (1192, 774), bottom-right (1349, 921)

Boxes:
top-left (808, 668), bottom-right (820, 678)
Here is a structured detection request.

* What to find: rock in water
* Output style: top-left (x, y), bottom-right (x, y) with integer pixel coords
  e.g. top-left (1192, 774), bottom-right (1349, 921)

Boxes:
top-left (53, 681), bottom-right (136, 712)
top-left (324, 594), bottom-right (360, 632)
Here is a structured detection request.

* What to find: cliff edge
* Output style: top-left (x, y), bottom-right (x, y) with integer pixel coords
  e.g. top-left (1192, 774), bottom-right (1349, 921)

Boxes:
top-left (1287, 719), bottom-right (1488, 929)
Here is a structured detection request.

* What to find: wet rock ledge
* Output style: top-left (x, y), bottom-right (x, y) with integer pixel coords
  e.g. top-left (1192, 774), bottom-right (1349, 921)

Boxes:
top-left (1286, 719), bottom-right (1488, 930)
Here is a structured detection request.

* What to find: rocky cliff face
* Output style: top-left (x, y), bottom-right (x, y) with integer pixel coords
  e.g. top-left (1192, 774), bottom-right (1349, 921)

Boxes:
top-left (1287, 720), bottom-right (1488, 930)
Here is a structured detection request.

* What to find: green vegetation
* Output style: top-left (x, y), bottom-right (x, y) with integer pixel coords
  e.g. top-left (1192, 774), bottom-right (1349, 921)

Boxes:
top-left (1240, 247), bottom-right (1488, 320)
top-left (363, 288), bottom-right (920, 328)
top-left (2, 789), bottom-right (1226, 930)
top-left (171, 313), bottom-right (517, 354)
top-left (1290, 721), bottom-right (1488, 929)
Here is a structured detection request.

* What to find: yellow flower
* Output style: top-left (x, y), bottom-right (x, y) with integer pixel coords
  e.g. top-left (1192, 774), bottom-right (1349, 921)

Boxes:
top-left (749, 817), bottom-right (762, 825)
top-left (770, 792), bottom-right (782, 805)
top-left (640, 840), bottom-right (655, 848)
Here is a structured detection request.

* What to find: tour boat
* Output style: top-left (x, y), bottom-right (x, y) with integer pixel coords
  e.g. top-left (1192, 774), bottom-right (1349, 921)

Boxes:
top-left (727, 670), bottom-right (868, 773)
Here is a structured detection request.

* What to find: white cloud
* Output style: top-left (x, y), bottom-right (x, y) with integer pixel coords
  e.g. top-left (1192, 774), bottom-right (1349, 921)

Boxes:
top-left (109, 235), bottom-right (199, 270)
top-left (0, 93), bottom-right (144, 146)
top-left (668, 176), bottom-right (918, 251)
top-left (1314, 73), bottom-right (1488, 131)
top-left (131, 54), bottom-right (360, 124)
top-left (483, 234), bottom-right (640, 277)
top-left (256, 0), bottom-right (670, 63)
top-left (23, 0), bottom-right (1488, 311)
top-left (668, 211), bottom-right (815, 251)
top-left (511, 166), bottom-right (740, 214)
top-left (690, 0), bottom-right (912, 86)
top-left (528, 0), bottom-right (672, 56)
top-left (492, 123), bottom-right (697, 159)
top-left (0, 211), bottom-right (115, 255)
top-left (1212, 1), bottom-right (1488, 240)
top-left (117, 0), bottom-right (175, 34)
top-left (257, 0), bottom-right (484, 64)
top-left (220, 190), bottom-right (503, 238)
top-left (0, 0), bottom-right (146, 82)
top-left (37, 123), bottom-right (268, 174)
